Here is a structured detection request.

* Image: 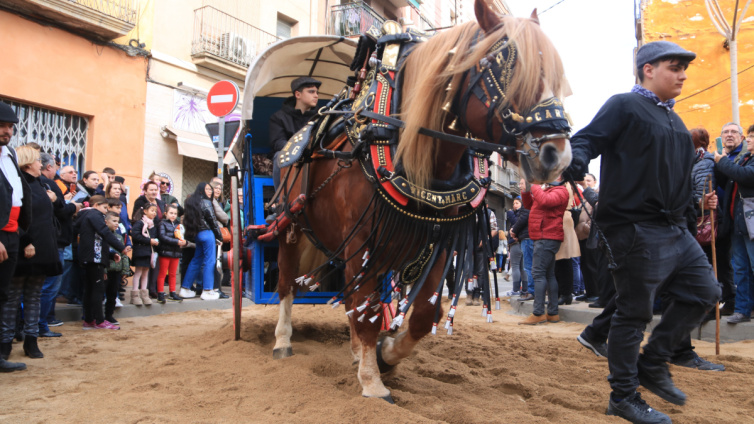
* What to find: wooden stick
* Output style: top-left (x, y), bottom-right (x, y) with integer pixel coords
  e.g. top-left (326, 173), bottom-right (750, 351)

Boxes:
top-left (708, 177), bottom-right (720, 355)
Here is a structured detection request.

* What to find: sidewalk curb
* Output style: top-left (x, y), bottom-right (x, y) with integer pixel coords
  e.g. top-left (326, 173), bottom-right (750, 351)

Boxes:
top-left (508, 297), bottom-right (754, 344)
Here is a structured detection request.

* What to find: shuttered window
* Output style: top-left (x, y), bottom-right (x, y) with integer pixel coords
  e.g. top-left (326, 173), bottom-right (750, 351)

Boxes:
top-left (276, 19), bottom-right (292, 39)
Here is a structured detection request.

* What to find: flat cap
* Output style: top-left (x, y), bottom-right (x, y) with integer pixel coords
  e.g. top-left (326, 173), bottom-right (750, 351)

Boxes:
top-left (114, 176), bottom-right (126, 183)
top-left (0, 102), bottom-right (18, 124)
top-left (291, 76), bottom-right (321, 94)
top-left (636, 41), bottom-right (696, 68)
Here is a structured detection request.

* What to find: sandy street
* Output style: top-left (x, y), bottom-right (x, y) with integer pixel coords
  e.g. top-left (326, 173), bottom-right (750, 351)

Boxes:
top-left (2, 299), bottom-right (753, 424)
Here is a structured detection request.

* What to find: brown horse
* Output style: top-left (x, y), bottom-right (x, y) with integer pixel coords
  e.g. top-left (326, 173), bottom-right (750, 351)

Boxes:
top-left (272, 0), bottom-right (571, 401)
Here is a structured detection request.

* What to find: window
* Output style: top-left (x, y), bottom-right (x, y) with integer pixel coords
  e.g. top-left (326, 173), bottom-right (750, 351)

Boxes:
top-left (276, 18), bottom-right (293, 39)
top-left (1, 98), bottom-right (88, 173)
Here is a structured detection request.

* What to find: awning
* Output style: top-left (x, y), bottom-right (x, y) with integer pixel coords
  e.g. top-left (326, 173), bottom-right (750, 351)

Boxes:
top-left (161, 125), bottom-right (217, 162)
top-left (241, 35), bottom-right (358, 120)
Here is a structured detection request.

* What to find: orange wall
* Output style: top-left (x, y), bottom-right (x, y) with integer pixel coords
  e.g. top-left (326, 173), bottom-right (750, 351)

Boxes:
top-left (0, 11), bottom-right (147, 206)
top-left (643, 0), bottom-right (754, 138)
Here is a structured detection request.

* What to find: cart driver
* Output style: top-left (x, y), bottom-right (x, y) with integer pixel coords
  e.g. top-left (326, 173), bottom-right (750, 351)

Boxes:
top-left (269, 76), bottom-right (321, 191)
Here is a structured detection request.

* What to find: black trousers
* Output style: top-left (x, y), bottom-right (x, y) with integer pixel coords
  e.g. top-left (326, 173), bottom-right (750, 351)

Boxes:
top-left (604, 222), bottom-right (720, 397)
top-left (555, 258), bottom-right (573, 297)
top-left (82, 265), bottom-right (106, 325)
top-left (583, 294), bottom-right (696, 362)
top-left (105, 271), bottom-right (120, 318)
top-left (579, 239), bottom-right (599, 298)
top-left (702, 233), bottom-right (736, 306)
top-left (466, 248), bottom-right (486, 299)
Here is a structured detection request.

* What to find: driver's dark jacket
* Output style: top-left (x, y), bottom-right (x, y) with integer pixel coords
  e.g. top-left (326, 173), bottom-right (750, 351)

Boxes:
top-left (268, 97), bottom-right (317, 154)
top-left (570, 93), bottom-right (696, 235)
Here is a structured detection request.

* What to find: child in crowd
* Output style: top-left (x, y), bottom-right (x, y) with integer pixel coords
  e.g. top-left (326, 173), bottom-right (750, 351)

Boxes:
top-left (76, 196), bottom-right (126, 330)
top-left (130, 203), bottom-right (159, 306)
top-left (105, 199), bottom-right (132, 322)
top-left (157, 204), bottom-right (185, 303)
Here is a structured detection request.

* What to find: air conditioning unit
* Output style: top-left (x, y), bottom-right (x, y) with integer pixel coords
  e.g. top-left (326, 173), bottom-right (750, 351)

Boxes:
top-left (220, 33), bottom-right (257, 67)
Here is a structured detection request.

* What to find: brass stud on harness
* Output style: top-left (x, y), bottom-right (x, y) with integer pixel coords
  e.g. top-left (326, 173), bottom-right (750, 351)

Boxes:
top-left (448, 47), bottom-right (457, 57)
top-left (446, 83), bottom-right (452, 92)
top-left (442, 102), bottom-right (452, 113)
top-left (526, 117), bottom-right (533, 123)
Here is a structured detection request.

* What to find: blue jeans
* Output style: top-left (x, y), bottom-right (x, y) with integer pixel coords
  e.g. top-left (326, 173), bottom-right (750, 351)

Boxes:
top-left (521, 239), bottom-right (534, 294)
top-left (572, 257), bottom-right (584, 293)
top-left (731, 233), bottom-right (754, 316)
top-left (181, 230), bottom-right (216, 291)
top-left (38, 248), bottom-right (65, 332)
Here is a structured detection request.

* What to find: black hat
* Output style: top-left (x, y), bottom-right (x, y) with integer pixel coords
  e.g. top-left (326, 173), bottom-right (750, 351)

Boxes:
top-left (290, 77), bottom-right (321, 94)
top-left (114, 176), bottom-right (125, 183)
top-left (636, 41), bottom-right (696, 69)
top-left (0, 102), bottom-right (18, 124)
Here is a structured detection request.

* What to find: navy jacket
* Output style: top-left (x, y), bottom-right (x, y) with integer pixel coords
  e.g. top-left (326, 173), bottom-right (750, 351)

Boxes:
top-left (510, 207), bottom-right (530, 241)
top-left (131, 220), bottom-right (157, 259)
top-left (716, 152), bottom-right (754, 236)
top-left (76, 209), bottom-right (126, 267)
top-left (157, 219), bottom-right (182, 259)
top-left (41, 175), bottom-right (77, 248)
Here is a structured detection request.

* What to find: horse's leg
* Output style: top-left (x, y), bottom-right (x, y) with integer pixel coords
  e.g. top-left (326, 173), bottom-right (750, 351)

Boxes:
top-left (349, 316), bottom-right (363, 364)
top-left (272, 235), bottom-right (306, 359)
top-left (379, 256), bottom-right (445, 368)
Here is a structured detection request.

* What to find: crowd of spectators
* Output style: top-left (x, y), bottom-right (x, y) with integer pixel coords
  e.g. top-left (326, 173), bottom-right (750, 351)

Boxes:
top-left (1, 101), bottom-right (239, 372)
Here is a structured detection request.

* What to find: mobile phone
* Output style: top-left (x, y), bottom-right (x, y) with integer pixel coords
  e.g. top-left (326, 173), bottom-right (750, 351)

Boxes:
top-left (70, 183), bottom-right (77, 194)
top-left (716, 137), bottom-right (723, 153)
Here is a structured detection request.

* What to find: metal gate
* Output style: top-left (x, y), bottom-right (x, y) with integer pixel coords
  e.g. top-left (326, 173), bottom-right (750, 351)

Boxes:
top-left (1, 98), bottom-right (88, 172)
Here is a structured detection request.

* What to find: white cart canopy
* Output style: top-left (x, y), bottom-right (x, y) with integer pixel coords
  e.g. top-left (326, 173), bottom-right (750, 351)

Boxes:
top-left (241, 36), bottom-right (358, 121)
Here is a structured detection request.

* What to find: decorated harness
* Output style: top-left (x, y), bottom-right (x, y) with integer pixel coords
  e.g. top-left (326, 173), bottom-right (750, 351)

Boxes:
top-left (249, 21), bottom-right (571, 332)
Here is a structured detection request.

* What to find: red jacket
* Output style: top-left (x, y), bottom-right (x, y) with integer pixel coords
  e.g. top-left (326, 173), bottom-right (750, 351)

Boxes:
top-left (522, 184), bottom-right (569, 241)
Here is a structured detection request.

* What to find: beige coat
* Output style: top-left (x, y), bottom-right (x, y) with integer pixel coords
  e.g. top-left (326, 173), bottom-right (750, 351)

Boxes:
top-left (556, 183), bottom-right (581, 260)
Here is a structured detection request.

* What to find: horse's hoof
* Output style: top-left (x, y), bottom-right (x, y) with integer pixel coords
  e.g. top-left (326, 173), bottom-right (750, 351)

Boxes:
top-left (272, 347), bottom-right (293, 359)
top-left (363, 395), bottom-right (395, 404)
top-left (375, 339), bottom-right (396, 374)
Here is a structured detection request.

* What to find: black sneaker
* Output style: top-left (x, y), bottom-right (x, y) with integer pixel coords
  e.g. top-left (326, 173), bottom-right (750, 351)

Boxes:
top-left (670, 351), bottom-right (725, 371)
top-left (48, 319), bottom-right (64, 327)
top-left (105, 316), bottom-right (119, 325)
top-left (637, 355), bottom-right (687, 406)
top-left (157, 293), bottom-right (166, 304)
top-left (217, 290), bottom-right (229, 299)
top-left (168, 292), bottom-right (183, 302)
top-left (39, 331), bottom-right (62, 338)
top-left (606, 392), bottom-right (671, 424)
top-left (577, 332), bottom-right (608, 358)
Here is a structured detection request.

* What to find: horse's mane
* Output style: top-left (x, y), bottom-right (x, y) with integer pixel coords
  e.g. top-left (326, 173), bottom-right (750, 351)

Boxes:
top-left (397, 17), bottom-right (566, 190)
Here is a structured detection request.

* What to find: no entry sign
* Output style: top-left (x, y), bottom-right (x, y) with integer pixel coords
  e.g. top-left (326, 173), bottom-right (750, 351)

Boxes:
top-left (207, 80), bottom-right (240, 117)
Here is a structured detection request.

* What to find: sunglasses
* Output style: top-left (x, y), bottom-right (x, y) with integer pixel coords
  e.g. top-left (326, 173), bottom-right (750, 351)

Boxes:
top-left (160, 182), bottom-right (169, 186)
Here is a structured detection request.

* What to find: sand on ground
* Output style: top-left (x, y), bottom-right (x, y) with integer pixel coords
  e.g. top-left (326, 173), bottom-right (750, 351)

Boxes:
top-left (2, 298), bottom-right (753, 424)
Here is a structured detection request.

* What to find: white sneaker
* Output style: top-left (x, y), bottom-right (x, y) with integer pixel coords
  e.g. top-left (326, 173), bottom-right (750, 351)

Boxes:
top-left (201, 290), bottom-right (220, 301)
top-left (180, 288), bottom-right (196, 299)
top-left (115, 298), bottom-right (123, 308)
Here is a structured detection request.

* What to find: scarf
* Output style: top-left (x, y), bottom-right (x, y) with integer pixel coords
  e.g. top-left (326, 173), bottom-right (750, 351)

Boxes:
top-left (141, 215), bottom-right (154, 239)
top-left (631, 84), bottom-right (675, 110)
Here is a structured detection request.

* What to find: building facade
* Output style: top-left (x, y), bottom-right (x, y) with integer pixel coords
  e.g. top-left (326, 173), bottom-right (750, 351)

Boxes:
top-left (0, 0), bottom-right (148, 204)
top-left (638, 0), bottom-right (754, 134)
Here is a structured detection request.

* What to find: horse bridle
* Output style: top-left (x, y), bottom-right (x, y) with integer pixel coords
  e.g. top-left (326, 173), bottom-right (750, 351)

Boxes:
top-left (449, 30), bottom-right (572, 159)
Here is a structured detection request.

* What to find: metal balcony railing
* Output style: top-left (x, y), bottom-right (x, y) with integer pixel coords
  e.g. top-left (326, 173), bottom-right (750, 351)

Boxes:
top-left (191, 6), bottom-right (280, 69)
top-left (327, 2), bottom-right (385, 37)
top-left (69, 0), bottom-right (138, 24)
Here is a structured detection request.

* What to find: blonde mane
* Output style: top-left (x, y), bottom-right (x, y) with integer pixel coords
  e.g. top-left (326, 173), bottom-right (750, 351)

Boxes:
top-left (396, 17), bottom-right (565, 190)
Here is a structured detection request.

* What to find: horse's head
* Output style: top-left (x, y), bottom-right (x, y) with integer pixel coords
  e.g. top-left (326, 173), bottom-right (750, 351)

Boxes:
top-left (397, 0), bottom-right (572, 188)
top-left (463, 2), bottom-right (572, 184)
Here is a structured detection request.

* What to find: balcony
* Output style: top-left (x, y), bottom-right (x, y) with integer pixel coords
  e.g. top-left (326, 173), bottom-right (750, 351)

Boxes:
top-left (2, 0), bottom-right (137, 40)
top-left (191, 6), bottom-right (280, 79)
top-left (327, 1), bottom-right (385, 38)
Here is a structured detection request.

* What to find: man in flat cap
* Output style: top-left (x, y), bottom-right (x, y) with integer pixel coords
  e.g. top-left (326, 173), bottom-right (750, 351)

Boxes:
top-left (268, 76), bottom-right (321, 190)
top-left (0, 101), bottom-right (30, 372)
top-left (565, 41), bottom-right (721, 423)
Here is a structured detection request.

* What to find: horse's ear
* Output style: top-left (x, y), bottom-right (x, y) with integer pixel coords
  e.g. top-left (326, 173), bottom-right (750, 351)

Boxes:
top-left (474, 0), bottom-right (501, 34)
top-left (530, 8), bottom-right (540, 25)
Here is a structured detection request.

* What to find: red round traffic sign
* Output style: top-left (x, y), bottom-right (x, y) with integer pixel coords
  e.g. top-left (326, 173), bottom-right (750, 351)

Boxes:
top-left (207, 80), bottom-right (240, 117)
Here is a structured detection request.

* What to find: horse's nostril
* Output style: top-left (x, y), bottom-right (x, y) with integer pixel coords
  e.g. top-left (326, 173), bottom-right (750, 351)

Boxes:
top-left (540, 145), bottom-right (559, 168)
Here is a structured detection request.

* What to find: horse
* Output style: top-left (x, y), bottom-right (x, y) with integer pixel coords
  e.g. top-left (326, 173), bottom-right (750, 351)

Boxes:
top-left (270, 0), bottom-right (571, 402)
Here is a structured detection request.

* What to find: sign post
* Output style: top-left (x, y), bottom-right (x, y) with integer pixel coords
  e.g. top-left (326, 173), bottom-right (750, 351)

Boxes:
top-left (207, 80), bottom-right (240, 182)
